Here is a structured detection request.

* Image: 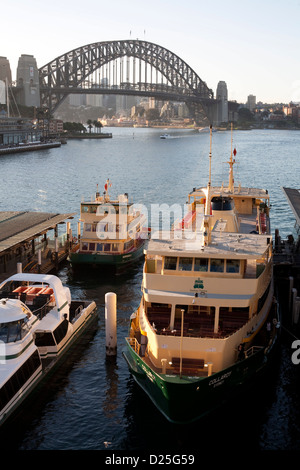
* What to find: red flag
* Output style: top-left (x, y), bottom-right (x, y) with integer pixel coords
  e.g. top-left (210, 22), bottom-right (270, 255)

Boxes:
top-left (233, 148), bottom-right (237, 156)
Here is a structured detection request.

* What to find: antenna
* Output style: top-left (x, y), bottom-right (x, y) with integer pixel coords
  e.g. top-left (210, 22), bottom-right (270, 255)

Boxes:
top-left (228, 122), bottom-right (235, 192)
top-left (6, 78), bottom-right (9, 117)
top-left (205, 125), bottom-right (213, 216)
top-left (5, 78), bottom-right (20, 118)
top-left (208, 124), bottom-right (212, 187)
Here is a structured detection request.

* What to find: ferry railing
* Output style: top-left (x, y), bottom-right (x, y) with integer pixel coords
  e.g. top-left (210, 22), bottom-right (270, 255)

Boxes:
top-left (244, 345), bottom-right (264, 358)
top-left (128, 337), bottom-right (141, 355)
top-left (31, 298), bottom-right (54, 319)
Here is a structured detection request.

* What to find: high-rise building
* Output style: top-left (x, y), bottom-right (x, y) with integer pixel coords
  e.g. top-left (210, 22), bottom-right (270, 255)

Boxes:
top-left (16, 54), bottom-right (40, 107)
top-left (216, 81), bottom-right (228, 124)
top-left (0, 57), bottom-right (12, 85)
top-left (246, 94), bottom-right (256, 111)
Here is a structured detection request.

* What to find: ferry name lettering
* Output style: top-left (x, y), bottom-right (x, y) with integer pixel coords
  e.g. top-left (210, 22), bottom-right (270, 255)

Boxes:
top-left (209, 370), bottom-right (232, 387)
top-left (141, 363), bottom-right (156, 382)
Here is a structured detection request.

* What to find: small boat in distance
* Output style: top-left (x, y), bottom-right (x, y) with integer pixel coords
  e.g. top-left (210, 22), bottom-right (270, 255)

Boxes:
top-left (160, 134), bottom-right (170, 139)
top-left (69, 180), bottom-right (148, 269)
top-left (198, 126), bottom-right (217, 133)
top-left (123, 125), bottom-right (280, 424)
top-left (0, 272), bottom-right (97, 426)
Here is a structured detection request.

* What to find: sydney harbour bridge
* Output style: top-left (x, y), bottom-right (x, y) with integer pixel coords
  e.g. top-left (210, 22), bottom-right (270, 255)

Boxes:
top-left (16, 40), bottom-right (229, 124)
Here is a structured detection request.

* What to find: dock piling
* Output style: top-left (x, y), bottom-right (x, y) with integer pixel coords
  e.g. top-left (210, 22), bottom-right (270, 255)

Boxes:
top-left (105, 292), bottom-right (117, 356)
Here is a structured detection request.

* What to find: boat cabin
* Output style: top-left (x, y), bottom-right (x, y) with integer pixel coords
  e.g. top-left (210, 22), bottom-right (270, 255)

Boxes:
top-left (142, 230), bottom-right (272, 340)
top-left (78, 193), bottom-right (146, 254)
top-left (0, 298), bottom-right (33, 344)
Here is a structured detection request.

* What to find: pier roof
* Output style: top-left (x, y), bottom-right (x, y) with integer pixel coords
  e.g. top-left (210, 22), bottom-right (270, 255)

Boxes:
top-left (0, 211), bottom-right (75, 253)
top-left (282, 187), bottom-right (300, 228)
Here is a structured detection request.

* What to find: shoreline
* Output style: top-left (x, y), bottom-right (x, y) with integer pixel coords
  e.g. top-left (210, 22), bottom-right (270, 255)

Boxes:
top-left (0, 141), bottom-right (61, 155)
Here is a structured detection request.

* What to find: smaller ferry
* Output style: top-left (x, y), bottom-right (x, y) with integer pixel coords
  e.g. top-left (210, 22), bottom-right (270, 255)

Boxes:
top-left (69, 180), bottom-right (148, 269)
top-left (0, 272), bottom-right (97, 426)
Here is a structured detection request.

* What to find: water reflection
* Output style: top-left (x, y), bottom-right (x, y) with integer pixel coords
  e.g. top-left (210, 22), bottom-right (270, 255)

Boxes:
top-left (103, 357), bottom-right (119, 421)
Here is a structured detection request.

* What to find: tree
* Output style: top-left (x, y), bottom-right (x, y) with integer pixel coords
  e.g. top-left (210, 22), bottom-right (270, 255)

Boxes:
top-left (238, 108), bottom-right (254, 123)
top-left (94, 121), bottom-right (103, 133)
top-left (87, 119), bottom-right (93, 133)
top-left (145, 108), bottom-right (160, 121)
top-left (63, 122), bottom-right (86, 134)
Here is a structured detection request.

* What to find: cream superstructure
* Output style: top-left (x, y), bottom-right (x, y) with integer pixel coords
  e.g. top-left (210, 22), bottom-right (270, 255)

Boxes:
top-left (128, 127), bottom-right (275, 378)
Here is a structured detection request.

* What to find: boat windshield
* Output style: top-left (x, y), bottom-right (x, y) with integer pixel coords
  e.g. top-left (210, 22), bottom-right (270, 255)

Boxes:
top-left (0, 318), bottom-right (30, 343)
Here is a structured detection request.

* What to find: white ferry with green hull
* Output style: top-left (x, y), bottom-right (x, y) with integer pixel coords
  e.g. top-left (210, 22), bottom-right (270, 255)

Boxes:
top-left (69, 180), bottom-right (147, 268)
top-left (0, 273), bottom-right (97, 426)
top-left (123, 128), bottom-right (280, 423)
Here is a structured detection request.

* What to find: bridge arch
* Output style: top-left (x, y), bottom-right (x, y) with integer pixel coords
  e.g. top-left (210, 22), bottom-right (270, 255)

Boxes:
top-left (39, 39), bottom-right (214, 115)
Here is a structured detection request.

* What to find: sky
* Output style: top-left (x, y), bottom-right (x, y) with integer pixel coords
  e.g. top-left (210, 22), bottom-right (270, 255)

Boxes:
top-left (2, 0), bottom-right (300, 104)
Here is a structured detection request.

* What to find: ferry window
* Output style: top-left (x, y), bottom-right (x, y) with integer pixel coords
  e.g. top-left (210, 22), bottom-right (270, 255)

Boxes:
top-left (164, 257), bottom-right (177, 270)
top-left (96, 243), bottom-right (103, 252)
top-left (97, 205), bottom-right (108, 215)
top-left (54, 319), bottom-right (69, 344)
top-left (8, 321), bottom-right (21, 342)
top-left (35, 331), bottom-right (56, 346)
top-left (111, 243), bottom-right (119, 252)
top-left (0, 321), bottom-right (26, 343)
top-left (103, 244), bottom-right (111, 252)
top-left (226, 259), bottom-right (240, 273)
top-left (89, 205), bottom-right (97, 213)
top-left (0, 323), bottom-right (9, 343)
top-left (0, 350), bottom-right (41, 410)
top-left (178, 257), bottom-right (193, 271)
top-left (98, 222), bottom-right (108, 232)
top-left (89, 243), bottom-right (95, 251)
top-left (210, 259), bottom-right (224, 272)
top-left (82, 242), bottom-right (88, 251)
top-left (124, 240), bottom-right (134, 251)
top-left (82, 205), bottom-right (89, 213)
top-left (85, 223), bottom-right (91, 232)
top-left (194, 258), bottom-right (208, 272)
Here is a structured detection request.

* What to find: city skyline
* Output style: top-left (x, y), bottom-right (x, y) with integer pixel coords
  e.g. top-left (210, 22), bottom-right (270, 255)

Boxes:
top-left (2, 0), bottom-right (300, 104)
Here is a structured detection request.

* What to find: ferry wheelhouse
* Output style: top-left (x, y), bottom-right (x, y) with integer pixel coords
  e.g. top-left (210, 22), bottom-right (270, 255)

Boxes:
top-left (0, 273), bottom-right (96, 426)
top-left (69, 180), bottom-right (148, 268)
top-left (123, 128), bottom-right (280, 423)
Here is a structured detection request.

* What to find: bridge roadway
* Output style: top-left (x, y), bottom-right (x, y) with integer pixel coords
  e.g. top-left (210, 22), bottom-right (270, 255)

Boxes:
top-left (43, 84), bottom-right (216, 105)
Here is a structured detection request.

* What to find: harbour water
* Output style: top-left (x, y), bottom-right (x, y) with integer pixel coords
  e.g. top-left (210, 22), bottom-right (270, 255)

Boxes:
top-left (0, 127), bottom-right (300, 452)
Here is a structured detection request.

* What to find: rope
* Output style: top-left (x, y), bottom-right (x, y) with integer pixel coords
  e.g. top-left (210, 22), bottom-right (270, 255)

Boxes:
top-left (281, 323), bottom-right (300, 341)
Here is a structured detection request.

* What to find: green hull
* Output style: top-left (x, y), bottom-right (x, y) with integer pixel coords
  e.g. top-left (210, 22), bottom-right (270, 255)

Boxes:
top-left (69, 242), bottom-right (146, 266)
top-left (123, 331), bottom-right (280, 424)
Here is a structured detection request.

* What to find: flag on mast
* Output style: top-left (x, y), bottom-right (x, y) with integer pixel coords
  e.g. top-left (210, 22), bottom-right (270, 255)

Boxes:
top-left (105, 179), bottom-right (112, 191)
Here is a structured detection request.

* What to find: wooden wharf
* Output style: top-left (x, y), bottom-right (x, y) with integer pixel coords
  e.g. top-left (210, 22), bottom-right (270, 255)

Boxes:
top-left (0, 211), bottom-right (75, 282)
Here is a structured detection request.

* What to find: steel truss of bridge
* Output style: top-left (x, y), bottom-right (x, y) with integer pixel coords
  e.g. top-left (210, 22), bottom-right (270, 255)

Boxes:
top-left (38, 39), bottom-right (217, 120)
